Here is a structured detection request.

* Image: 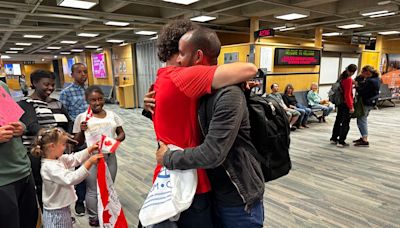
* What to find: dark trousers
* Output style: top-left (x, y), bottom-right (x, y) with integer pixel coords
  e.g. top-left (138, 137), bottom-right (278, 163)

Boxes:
top-left (29, 153), bottom-right (43, 210)
top-left (0, 174), bottom-right (38, 228)
top-left (74, 144), bottom-right (87, 204)
top-left (213, 200), bottom-right (264, 228)
top-left (176, 193), bottom-right (213, 228)
top-left (331, 104), bottom-right (351, 144)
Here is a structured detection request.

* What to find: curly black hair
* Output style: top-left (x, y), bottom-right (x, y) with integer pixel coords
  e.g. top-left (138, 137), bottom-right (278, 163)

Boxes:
top-left (157, 19), bottom-right (197, 62)
top-left (30, 69), bottom-right (55, 89)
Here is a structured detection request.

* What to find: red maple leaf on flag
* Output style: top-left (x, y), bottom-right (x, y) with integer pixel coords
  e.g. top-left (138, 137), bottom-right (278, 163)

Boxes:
top-left (104, 140), bottom-right (113, 147)
top-left (103, 208), bottom-right (112, 223)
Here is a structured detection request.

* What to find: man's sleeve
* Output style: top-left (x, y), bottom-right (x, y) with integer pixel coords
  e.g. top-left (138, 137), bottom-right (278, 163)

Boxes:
top-left (59, 90), bottom-right (69, 109)
top-left (342, 79), bottom-right (353, 109)
top-left (171, 65), bottom-right (217, 98)
top-left (162, 86), bottom-right (244, 170)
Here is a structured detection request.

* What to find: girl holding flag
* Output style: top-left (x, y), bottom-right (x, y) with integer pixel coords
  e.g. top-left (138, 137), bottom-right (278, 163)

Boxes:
top-left (73, 85), bottom-right (125, 226)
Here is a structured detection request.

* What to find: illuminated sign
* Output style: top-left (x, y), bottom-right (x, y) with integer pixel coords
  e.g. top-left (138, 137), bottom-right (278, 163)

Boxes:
top-left (274, 48), bottom-right (320, 65)
top-left (254, 29), bottom-right (275, 39)
top-left (351, 36), bottom-right (371, 45)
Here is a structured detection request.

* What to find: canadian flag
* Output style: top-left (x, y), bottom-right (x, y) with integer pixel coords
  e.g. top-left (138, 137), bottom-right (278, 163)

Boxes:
top-left (100, 135), bottom-right (121, 154)
top-left (85, 106), bottom-right (93, 122)
top-left (97, 137), bottom-right (128, 227)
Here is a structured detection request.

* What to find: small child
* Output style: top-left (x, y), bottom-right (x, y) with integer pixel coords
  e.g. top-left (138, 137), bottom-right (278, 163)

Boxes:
top-left (31, 127), bottom-right (103, 228)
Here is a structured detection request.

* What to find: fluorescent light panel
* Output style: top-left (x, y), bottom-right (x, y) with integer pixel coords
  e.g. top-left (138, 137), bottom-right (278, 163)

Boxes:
top-left (190, 15), bottom-right (216, 22)
top-left (370, 12), bottom-right (396, 18)
top-left (275, 13), bottom-right (308, 20)
top-left (5, 51), bottom-right (18, 54)
top-left (361, 10), bottom-right (389, 16)
top-left (47, 46), bottom-right (61, 50)
top-left (60, 52), bottom-right (71, 54)
top-left (279, 27), bottom-right (296, 31)
top-left (85, 45), bottom-right (99, 48)
top-left (322, 32), bottom-right (342, 36)
top-left (71, 49), bottom-right (84, 52)
top-left (337, 24), bottom-right (364, 29)
top-left (57, 0), bottom-right (98, 9)
top-left (23, 34), bottom-right (44, 38)
top-left (105, 21), bottom-right (130, 26)
top-left (135, 31), bottom-right (157, 35)
top-left (77, 32), bottom-right (99, 37)
top-left (378, 31), bottom-right (400, 35)
top-left (10, 47), bottom-right (24, 50)
top-left (273, 26), bottom-right (286, 30)
top-left (162, 0), bottom-right (199, 5)
top-left (16, 42), bottom-right (32, 46)
top-left (107, 39), bottom-right (124, 43)
top-left (61, 40), bottom-right (78, 44)
top-left (149, 35), bottom-right (158, 40)
top-left (1, 55), bottom-right (11, 59)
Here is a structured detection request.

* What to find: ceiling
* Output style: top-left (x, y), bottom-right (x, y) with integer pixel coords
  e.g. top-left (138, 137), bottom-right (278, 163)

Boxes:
top-left (1, 0), bottom-right (400, 61)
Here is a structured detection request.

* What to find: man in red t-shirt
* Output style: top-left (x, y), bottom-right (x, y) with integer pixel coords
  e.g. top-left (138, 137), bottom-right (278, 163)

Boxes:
top-left (152, 26), bottom-right (257, 227)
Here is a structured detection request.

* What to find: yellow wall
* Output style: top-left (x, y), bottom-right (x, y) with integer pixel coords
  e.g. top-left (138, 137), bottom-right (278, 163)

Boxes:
top-left (361, 51), bottom-right (380, 71)
top-left (3, 62), bottom-right (53, 90)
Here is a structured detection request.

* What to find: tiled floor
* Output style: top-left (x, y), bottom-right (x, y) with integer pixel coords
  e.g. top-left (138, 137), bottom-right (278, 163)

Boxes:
top-left (67, 102), bottom-right (400, 227)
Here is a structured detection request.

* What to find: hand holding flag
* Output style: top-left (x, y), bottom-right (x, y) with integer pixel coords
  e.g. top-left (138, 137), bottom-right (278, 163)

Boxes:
top-left (100, 135), bottom-right (121, 154)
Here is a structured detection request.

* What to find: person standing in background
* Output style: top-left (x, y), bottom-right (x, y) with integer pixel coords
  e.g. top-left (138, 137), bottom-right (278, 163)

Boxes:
top-left (19, 74), bottom-right (28, 96)
top-left (59, 63), bottom-right (89, 216)
top-left (330, 64), bottom-right (357, 147)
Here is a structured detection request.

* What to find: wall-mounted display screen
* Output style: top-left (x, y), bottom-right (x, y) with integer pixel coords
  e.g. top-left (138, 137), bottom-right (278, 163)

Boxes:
top-left (4, 63), bottom-right (22, 75)
top-left (91, 53), bottom-right (106, 78)
top-left (274, 48), bottom-right (320, 65)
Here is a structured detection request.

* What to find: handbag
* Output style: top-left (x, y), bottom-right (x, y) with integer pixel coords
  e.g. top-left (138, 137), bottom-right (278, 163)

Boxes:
top-left (139, 145), bottom-right (198, 227)
top-left (352, 95), bottom-right (365, 118)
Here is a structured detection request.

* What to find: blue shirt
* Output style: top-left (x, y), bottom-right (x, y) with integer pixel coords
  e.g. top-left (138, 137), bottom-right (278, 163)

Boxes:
top-left (59, 83), bottom-right (88, 120)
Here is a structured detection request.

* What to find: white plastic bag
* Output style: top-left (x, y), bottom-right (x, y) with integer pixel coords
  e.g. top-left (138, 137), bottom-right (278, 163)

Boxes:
top-left (139, 145), bottom-right (197, 227)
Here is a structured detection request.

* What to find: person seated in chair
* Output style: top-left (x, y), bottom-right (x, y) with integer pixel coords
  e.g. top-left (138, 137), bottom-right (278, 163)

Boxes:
top-left (307, 82), bottom-right (333, 122)
top-left (268, 83), bottom-right (300, 131)
top-left (283, 84), bottom-right (311, 128)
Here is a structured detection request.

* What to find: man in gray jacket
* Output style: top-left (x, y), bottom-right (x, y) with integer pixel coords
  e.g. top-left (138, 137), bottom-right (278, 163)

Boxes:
top-left (155, 28), bottom-right (265, 227)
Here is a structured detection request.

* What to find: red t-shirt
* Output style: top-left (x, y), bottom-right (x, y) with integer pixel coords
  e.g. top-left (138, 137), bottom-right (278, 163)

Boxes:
top-left (152, 65), bottom-right (217, 194)
top-left (341, 77), bottom-right (354, 110)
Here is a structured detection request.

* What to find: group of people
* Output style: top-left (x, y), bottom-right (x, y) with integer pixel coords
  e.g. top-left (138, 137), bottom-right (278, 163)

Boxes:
top-left (265, 82), bottom-right (333, 131)
top-left (0, 18), bottom-right (383, 228)
top-left (330, 64), bottom-right (381, 148)
top-left (0, 63), bottom-right (125, 227)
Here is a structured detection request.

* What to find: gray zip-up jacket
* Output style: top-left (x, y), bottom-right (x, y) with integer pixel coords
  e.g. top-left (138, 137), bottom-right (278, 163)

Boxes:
top-left (162, 85), bottom-right (265, 209)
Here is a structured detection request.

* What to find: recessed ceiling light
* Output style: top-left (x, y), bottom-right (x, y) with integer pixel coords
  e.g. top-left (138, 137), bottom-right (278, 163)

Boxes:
top-left (5, 51), bottom-right (18, 54)
top-left (77, 32), bottom-right (99, 37)
top-left (135, 31), bottom-right (157, 35)
top-left (370, 12), bottom-right (396, 18)
top-left (273, 26), bottom-right (286, 30)
top-left (275, 13), bottom-right (309, 21)
top-left (279, 27), bottom-right (296, 31)
top-left (10, 47), bottom-right (24, 50)
top-left (16, 42), bottom-right (32, 46)
top-left (361, 10), bottom-right (389, 16)
top-left (370, 37), bottom-right (377, 40)
top-left (57, 0), bottom-right (98, 9)
top-left (104, 21), bottom-right (130, 26)
top-left (162, 0), bottom-right (199, 5)
top-left (378, 0), bottom-right (392, 5)
top-left (60, 52), bottom-right (71, 54)
top-left (37, 50), bottom-right (51, 53)
top-left (47, 46), bottom-right (62, 50)
top-left (54, 55), bottom-right (58, 59)
top-left (61, 40), bottom-right (78, 44)
top-left (1, 55), bottom-right (11, 59)
top-left (337, 23), bottom-right (365, 29)
top-left (190, 15), bottom-right (217, 22)
top-left (71, 49), bottom-right (84, 52)
top-left (149, 35), bottom-right (158, 40)
top-left (107, 39), bottom-right (124, 43)
top-left (23, 34), bottom-right (44, 38)
top-left (378, 31), bottom-right (400, 35)
top-left (96, 48), bottom-right (103, 51)
top-left (322, 32), bottom-right (342, 36)
top-left (85, 45), bottom-right (100, 48)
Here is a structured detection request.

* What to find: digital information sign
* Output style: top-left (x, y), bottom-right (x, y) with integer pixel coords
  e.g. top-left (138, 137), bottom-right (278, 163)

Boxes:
top-left (274, 48), bottom-right (320, 65)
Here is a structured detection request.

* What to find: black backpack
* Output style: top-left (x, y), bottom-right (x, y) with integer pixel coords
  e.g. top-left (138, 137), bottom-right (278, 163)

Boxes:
top-left (328, 80), bottom-right (343, 105)
top-left (246, 94), bottom-right (292, 182)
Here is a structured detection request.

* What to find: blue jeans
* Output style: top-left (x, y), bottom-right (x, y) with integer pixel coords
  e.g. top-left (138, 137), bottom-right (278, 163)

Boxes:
top-left (295, 103), bottom-right (311, 125)
top-left (357, 105), bottom-right (373, 137)
top-left (311, 104), bottom-right (333, 117)
top-left (213, 200), bottom-right (264, 228)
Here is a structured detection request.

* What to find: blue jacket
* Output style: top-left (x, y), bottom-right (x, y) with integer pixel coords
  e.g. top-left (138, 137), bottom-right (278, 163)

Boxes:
top-left (356, 76), bottom-right (381, 106)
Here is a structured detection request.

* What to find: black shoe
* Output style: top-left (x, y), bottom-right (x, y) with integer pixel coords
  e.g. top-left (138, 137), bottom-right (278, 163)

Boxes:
top-left (354, 140), bottom-right (369, 147)
top-left (337, 142), bottom-right (350, 148)
top-left (322, 117), bottom-right (326, 122)
top-left (89, 218), bottom-right (100, 227)
top-left (290, 126), bottom-right (297, 131)
top-left (75, 202), bottom-right (86, 216)
top-left (353, 138), bottom-right (363, 143)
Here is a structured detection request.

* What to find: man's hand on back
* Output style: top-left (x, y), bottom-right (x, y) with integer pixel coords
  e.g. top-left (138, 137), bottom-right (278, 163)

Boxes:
top-left (156, 141), bottom-right (168, 164)
top-left (144, 91), bottom-right (156, 114)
